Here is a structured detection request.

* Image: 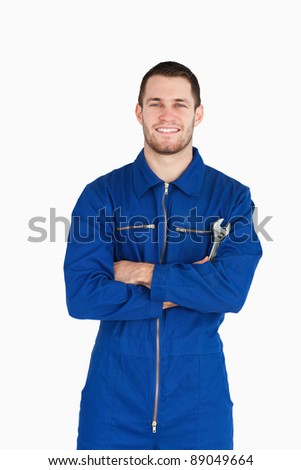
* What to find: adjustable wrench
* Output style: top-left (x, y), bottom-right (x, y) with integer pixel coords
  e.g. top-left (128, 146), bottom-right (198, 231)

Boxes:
top-left (209, 218), bottom-right (231, 261)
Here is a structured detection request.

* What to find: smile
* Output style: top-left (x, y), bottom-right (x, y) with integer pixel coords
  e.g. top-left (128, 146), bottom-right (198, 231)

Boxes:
top-left (156, 127), bottom-right (180, 133)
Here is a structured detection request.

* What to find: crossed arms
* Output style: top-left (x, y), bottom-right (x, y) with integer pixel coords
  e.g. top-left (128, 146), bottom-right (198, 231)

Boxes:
top-left (114, 257), bottom-right (209, 309)
top-left (64, 184), bottom-right (262, 321)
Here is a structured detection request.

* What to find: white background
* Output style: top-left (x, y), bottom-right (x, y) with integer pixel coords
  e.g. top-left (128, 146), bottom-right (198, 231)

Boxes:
top-left (0, 0), bottom-right (300, 451)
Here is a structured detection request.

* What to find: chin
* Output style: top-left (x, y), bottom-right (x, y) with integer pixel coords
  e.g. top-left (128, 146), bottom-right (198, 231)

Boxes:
top-left (157, 148), bottom-right (180, 155)
top-left (148, 139), bottom-right (185, 155)
top-left (153, 140), bottom-right (192, 155)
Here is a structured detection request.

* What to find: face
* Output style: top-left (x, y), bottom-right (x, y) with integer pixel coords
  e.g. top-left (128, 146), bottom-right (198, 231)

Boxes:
top-left (136, 75), bottom-right (203, 156)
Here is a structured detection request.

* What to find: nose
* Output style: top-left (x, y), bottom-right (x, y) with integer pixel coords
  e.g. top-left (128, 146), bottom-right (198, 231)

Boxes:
top-left (158, 105), bottom-right (176, 122)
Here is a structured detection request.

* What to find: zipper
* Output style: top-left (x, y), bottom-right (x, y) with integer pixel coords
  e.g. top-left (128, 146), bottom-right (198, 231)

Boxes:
top-left (116, 224), bottom-right (155, 231)
top-left (160, 183), bottom-right (169, 263)
top-left (174, 227), bottom-right (211, 234)
top-left (152, 317), bottom-right (160, 433)
top-left (152, 181), bottom-right (169, 434)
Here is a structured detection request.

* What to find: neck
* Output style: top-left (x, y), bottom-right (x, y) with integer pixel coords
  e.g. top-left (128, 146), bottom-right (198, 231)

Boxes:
top-left (144, 144), bottom-right (194, 183)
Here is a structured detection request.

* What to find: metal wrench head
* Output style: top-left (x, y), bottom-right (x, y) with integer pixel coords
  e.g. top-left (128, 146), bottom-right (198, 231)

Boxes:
top-left (212, 218), bottom-right (231, 242)
top-left (209, 218), bottom-right (231, 261)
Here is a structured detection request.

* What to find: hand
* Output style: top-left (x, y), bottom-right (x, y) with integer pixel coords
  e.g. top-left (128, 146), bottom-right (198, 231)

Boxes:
top-left (114, 260), bottom-right (155, 288)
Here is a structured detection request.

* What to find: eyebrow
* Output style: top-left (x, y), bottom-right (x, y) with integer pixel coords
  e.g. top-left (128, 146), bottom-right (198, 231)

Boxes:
top-left (146, 97), bottom-right (191, 105)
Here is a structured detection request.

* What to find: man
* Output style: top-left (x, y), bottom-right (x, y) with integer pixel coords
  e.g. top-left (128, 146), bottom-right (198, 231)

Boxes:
top-left (64, 61), bottom-right (262, 450)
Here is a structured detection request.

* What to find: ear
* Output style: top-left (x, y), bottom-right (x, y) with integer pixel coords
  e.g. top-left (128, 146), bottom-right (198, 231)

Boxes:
top-left (194, 105), bottom-right (204, 127)
top-left (135, 103), bottom-right (143, 125)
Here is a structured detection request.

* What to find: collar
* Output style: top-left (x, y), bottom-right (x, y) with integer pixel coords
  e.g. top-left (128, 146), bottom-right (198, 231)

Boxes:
top-left (132, 147), bottom-right (206, 199)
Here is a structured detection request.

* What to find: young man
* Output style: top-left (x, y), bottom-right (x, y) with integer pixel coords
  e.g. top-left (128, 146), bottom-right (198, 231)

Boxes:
top-left (64, 61), bottom-right (262, 450)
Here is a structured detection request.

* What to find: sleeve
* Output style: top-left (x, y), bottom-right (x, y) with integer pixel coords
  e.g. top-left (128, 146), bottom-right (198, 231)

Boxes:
top-left (150, 187), bottom-right (262, 314)
top-left (63, 184), bottom-right (163, 321)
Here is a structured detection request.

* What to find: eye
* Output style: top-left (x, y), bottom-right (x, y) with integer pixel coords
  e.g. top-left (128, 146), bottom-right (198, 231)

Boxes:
top-left (149, 103), bottom-right (161, 107)
top-left (175, 103), bottom-right (187, 108)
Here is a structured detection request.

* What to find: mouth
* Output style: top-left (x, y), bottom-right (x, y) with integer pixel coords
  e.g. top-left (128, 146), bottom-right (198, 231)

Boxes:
top-left (155, 127), bottom-right (180, 134)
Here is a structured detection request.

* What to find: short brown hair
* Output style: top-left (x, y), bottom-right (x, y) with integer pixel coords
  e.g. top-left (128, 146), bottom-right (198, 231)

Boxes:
top-left (138, 61), bottom-right (201, 108)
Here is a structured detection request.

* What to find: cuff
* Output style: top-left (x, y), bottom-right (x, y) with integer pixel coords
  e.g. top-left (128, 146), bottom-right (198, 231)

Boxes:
top-left (150, 264), bottom-right (170, 303)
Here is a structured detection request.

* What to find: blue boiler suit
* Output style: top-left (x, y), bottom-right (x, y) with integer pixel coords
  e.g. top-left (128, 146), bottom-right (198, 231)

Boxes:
top-left (64, 148), bottom-right (262, 450)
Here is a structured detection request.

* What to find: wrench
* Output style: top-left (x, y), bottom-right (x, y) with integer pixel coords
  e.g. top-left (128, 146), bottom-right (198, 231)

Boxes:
top-left (209, 218), bottom-right (231, 262)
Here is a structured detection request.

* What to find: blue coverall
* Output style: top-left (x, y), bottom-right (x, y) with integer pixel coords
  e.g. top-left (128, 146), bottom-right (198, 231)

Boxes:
top-left (64, 148), bottom-right (262, 450)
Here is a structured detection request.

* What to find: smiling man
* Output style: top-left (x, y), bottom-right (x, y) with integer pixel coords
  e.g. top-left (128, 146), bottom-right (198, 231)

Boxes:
top-left (64, 61), bottom-right (262, 450)
top-left (138, 74), bottom-right (202, 156)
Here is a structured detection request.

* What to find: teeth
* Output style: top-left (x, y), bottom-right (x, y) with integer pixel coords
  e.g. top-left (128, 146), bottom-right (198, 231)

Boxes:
top-left (157, 127), bottom-right (179, 133)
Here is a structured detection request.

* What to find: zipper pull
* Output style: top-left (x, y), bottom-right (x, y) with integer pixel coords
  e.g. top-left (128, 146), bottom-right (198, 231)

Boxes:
top-left (164, 182), bottom-right (169, 195)
top-left (152, 420), bottom-right (157, 433)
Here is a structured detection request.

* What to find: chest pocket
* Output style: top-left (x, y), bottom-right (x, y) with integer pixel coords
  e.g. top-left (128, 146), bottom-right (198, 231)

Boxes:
top-left (166, 223), bottom-right (213, 263)
top-left (114, 215), bottom-right (159, 262)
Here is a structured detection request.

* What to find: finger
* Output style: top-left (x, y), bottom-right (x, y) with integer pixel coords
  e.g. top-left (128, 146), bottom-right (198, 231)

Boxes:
top-left (193, 256), bottom-right (209, 264)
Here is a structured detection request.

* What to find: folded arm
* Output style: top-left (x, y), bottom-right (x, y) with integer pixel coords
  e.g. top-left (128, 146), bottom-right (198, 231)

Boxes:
top-left (64, 185), bottom-right (164, 321)
top-left (113, 257), bottom-right (209, 309)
